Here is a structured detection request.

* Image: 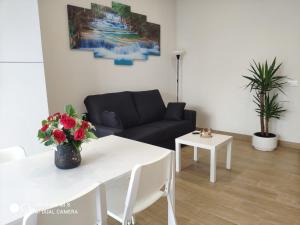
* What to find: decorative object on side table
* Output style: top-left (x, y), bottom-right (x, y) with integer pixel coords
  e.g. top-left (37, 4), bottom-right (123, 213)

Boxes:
top-left (243, 57), bottom-right (287, 151)
top-left (38, 105), bottom-right (97, 169)
top-left (199, 128), bottom-right (212, 138)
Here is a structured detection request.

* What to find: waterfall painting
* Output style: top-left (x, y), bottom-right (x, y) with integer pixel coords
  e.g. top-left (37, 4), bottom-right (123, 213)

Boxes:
top-left (67, 2), bottom-right (160, 65)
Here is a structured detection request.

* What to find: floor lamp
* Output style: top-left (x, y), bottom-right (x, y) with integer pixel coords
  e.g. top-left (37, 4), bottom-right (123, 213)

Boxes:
top-left (174, 50), bottom-right (185, 102)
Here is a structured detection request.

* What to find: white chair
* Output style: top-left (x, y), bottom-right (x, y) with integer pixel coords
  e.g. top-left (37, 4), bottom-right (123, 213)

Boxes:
top-left (105, 152), bottom-right (176, 225)
top-left (0, 146), bottom-right (26, 164)
top-left (22, 183), bottom-right (103, 225)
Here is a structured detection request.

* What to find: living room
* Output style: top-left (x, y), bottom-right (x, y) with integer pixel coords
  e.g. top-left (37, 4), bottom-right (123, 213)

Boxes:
top-left (0, 0), bottom-right (299, 225)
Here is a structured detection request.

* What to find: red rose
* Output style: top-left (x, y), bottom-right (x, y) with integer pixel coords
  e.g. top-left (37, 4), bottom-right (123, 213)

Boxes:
top-left (52, 130), bottom-right (66, 144)
top-left (40, 124), bottom-right (49, 132)
top-left (53, 112), bottom-right (61, 119)
top-left (60, 114), bottom-right (76, 129)
top-left (74, 128), bottom-right (85, 141)
top-left (81, 121), bottom-right (90, 129)
top-left (48, 116), bottom-right (53, 121)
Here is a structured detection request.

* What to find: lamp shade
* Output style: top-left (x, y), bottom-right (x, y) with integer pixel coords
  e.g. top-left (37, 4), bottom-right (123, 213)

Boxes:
top-left (173, 50), bottom-right (185, 57)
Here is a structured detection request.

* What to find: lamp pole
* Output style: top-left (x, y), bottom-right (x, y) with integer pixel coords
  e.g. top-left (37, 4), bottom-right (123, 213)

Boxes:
top-left (176, 54), bottom-right (180, 102)
top-left (174, 50), bottom-right (184, 103)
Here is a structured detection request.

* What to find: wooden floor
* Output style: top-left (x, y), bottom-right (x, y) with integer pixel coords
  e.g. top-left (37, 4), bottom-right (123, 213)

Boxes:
top-left (108, 139), bottom-right (300, 225)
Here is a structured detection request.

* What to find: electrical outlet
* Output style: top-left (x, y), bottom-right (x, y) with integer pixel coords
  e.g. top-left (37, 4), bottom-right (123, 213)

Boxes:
top-left (287, 79), bottom-right (298, 87)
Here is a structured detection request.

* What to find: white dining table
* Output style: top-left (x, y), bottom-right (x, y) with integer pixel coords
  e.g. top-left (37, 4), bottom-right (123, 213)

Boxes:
top-left (0, 135), bottom-right (175, 225)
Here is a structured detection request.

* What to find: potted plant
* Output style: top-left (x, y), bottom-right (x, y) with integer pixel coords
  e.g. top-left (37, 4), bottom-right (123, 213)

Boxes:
top-left (38, 105), bottom-right (97, 169)
top-left (243, 58), bottom-right (287, 151)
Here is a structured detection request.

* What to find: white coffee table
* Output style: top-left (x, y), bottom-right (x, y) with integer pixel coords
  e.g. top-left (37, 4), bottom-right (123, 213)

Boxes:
top-left (175, 132), bottom-right (233, 183)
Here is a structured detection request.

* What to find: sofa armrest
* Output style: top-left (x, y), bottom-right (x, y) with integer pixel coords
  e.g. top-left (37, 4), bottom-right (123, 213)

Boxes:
top-left (93, 124), bottom-right (123, 138)
top-left (184, 109), bottom-right (196, 129)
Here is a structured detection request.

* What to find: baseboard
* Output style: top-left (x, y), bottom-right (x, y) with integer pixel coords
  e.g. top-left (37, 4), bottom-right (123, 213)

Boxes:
top-left (196, 127), bottom-right (300, 150)
top-left (278, 140), bottom-right (300, 150)
top-left (213, 130), bottom-right (252, 142)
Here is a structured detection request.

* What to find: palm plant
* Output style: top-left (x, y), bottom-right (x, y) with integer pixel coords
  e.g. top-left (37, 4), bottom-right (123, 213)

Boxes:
top-left (243, 58), bottom-right (286, 137)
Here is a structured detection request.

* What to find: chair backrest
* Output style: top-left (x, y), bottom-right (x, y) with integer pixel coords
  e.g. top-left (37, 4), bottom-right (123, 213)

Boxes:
top-left (123, 152), bottom-right (172, 224)
top-left (0, 146), bottom-right (26, 164)
top-left (23, 183), bottom-right (101, 225)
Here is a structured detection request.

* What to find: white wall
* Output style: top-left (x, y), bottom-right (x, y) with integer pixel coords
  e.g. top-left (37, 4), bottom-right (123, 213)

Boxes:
top-left (177, 0), bottom-right (300, 143)
top-left (38, 0), bottom-right (300, 143)
top-left (0, 64), bottom-right (49, 155)
top-left (0, 0), bottom-right (44, 62)
top-left (0, 0), bottom-right (49, 155)
top-left (38, 0), bottom-right (177, 114)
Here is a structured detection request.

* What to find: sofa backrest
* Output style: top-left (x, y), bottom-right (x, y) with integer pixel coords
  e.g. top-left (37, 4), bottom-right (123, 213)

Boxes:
top-left (131, 90), bottom-right (166, 124)
top-left (84, 91), bottom-right (140, 128)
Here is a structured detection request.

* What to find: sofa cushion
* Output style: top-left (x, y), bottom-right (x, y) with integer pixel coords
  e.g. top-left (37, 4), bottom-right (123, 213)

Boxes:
top-left (131, 90), bottom-right (166, 124)
top-left (84, 91), bottom-right (140, 128)
top-left (100, 111), bottom-right (123, 129)
top-left (165, 102), bottom-right (186, 121)
top-left (148, 120), bottom-right (194, 140)
top-left (94, 124), bottom-right (123, 137)
top-left (116, 120), bottom-right (193, 145)
top-left (117, 124), bottom-right (164, 145)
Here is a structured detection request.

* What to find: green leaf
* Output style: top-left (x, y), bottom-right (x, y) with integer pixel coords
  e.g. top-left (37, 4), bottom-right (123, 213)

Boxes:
top-left (45, 129), bottom-right (52, 137)
top-left (44, 139), bottom-right (54, 146)
top-left (38, 130), bottom-right (46, 139)
top-left (264, 93), bottom-right (286, 120)
top-left (86, 132), bottom-right (97, 139)
top-left (42, 120), bottom-right (48, 126)
top-left (65, 104), bottom-right (76, 117)
top-left (70, 141), bottom-right (82, 152)
top-left (271, 62), bottom-right (282, 76)
top-left (81, 113), bottom-right (87, 120)
top-left (52, 121), bottom-right (59, 128)
top-left (243, 58), bottom-right (287, 95)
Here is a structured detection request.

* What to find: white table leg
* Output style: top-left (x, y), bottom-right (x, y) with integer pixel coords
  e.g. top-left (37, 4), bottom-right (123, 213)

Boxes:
top-left (175, 141), bottom-right (181, 172)
top-left (193, 146), bottom-right (199, 162)
top-left (210, 147), bottom-right (216, 183)
top-left (168, 151), bottom-right (176, 225)
top-left (96, 183), bottom-right (107, 225)
top-left (226, 140), bottom-right (232, 170)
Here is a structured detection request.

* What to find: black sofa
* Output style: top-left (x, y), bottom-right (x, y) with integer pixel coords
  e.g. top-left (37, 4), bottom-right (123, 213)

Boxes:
top-left (84, 90), bottom-right (196, 149)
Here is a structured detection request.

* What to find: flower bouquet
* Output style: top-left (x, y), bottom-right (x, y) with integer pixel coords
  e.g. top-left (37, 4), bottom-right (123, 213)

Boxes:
top-left (38, 105), bottom-right (97, 169)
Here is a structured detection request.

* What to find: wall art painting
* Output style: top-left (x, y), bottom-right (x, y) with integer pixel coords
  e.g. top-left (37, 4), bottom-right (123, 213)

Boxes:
top-left (67, 2), bottom-right (160, 65)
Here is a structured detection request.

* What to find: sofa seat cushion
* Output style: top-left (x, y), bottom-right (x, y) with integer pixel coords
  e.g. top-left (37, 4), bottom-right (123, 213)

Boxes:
top-left (131, 90), bottom-right (166, 124)
top-left (116, 120), bottom-right (193, 145)
top-left (148, 120), bottom-right (194, 140)
top-left (116, 124), bottom-right (164, 145)
top-left (84, 91), bottom-right (140, 128)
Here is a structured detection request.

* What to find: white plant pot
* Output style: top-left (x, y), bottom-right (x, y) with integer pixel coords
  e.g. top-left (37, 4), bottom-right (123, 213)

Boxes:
top-left (252, 132), bottom-right (278, 151)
